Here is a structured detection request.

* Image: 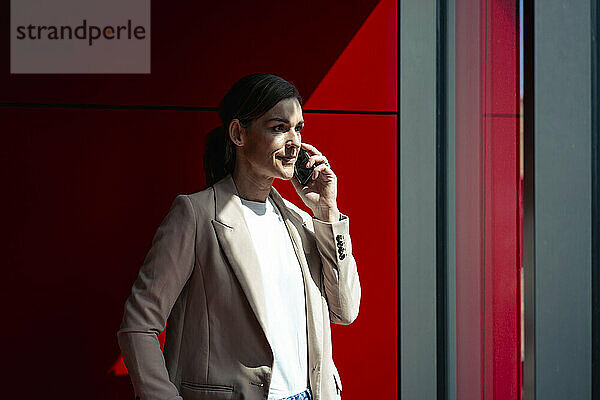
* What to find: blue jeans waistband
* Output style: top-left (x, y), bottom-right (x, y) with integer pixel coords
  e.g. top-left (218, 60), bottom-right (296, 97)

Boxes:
top-left (279, 387), bottom-right (312, 400)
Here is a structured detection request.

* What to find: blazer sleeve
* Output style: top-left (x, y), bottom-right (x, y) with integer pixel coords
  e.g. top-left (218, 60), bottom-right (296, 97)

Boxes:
top-left (312, 212), bottom-right (361, 325)
top-left (117, 194), bottom-right (197, 400)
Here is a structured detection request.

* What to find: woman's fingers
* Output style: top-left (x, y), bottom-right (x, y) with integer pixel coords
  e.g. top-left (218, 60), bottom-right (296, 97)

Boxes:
top-left (300, 142), bottom-right (332, 179)
top-left (301, 142), bottom-right (322, 156)
top-left (312, 162), bottom-right (330, 180)
top-left (306, 154), bottom-right (328, 168)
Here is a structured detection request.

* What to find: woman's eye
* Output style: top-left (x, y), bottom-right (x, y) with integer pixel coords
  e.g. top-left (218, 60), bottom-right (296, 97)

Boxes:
top-left (273, 125), bottom-right (286, 132)
top-left (295, 125), bottom-right (304, 132)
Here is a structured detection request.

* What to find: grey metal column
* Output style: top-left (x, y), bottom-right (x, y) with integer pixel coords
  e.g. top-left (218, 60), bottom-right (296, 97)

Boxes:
top-left (400, 0), bottom-right (438, 398)
top-left (445, 1), bottom-right (457, 398)
top-left (524, 0), bottom-right (594, 398)
top-left (592, 1), bottom-right (600, 399)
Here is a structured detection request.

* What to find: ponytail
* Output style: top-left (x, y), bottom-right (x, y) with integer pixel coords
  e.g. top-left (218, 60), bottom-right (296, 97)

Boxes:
top-left (204, 125), bottom-right (235, 187)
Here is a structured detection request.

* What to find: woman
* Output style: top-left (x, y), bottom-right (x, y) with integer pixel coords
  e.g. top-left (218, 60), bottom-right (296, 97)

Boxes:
top-left (117, 73), bottom-right (361, 400)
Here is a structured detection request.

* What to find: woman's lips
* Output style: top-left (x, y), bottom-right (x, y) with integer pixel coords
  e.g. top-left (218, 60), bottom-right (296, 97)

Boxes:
top-left (277, 156), bottom-right (296, 164)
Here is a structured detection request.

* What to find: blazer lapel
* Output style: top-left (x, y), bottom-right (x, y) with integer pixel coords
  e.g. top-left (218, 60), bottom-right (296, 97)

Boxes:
top-left (210, 174), bottom-right (272, 353)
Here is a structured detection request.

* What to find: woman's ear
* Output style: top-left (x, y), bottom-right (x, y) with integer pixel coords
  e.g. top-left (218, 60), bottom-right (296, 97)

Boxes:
top-left (228, 119), bottom-right (246, 147)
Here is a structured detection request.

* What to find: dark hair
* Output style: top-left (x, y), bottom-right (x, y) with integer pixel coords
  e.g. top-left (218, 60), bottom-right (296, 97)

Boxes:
top-left (204, 73), bottom-right (303, 186)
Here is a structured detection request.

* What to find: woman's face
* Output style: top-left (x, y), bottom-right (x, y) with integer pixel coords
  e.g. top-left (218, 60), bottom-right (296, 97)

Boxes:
top-left (236, 97), bottom-right (304, 181)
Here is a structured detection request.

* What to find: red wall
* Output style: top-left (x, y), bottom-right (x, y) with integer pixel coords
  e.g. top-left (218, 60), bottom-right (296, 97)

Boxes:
top-left (0, 1), bottom-right (397, 399)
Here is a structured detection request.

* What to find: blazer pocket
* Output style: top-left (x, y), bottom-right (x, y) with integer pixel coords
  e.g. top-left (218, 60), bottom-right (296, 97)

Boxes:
top-left (179, 380), bottom-right (234, 400)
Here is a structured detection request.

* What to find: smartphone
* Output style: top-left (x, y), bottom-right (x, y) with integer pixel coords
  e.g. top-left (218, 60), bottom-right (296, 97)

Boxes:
top-left (294, 148), bottom-right (314, 185)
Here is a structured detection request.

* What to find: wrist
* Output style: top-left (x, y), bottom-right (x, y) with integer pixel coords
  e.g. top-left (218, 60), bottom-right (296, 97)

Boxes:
top-left (313, 206), bottom-right (340, 222)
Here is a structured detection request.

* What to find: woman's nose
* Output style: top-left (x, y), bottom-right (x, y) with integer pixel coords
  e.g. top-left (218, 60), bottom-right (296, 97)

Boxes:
top-left (285, 142), bottom-right (299, 156)
top-left (287, 128), bottom-right (301, 147)
top-left (286, 138), bottom-right (300, 156)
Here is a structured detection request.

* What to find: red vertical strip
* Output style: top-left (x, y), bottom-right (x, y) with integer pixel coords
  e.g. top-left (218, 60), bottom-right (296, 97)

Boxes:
top-left (456, 0), bottom-right (521, 399)
top-left (455, 0), bottom-right (485, 398)
top-left (483, 0), bottom-right (522, 399)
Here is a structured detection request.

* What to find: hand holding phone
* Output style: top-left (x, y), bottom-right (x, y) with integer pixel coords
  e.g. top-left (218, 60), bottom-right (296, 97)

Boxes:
top-left (291, 143), bottom-right (339, 222)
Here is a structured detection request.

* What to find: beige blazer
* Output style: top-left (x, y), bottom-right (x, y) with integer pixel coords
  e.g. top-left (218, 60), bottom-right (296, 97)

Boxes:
top-left (117, 173), bottom-right (361, 400)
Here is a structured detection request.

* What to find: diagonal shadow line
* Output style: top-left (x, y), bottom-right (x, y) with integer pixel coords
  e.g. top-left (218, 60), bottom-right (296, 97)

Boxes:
top-left (1, 2), bottom-right (384, 115)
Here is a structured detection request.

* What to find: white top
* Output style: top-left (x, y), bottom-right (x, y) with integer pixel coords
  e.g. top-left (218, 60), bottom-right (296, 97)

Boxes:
top-left (239, 196), bottom-right (309, 399)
